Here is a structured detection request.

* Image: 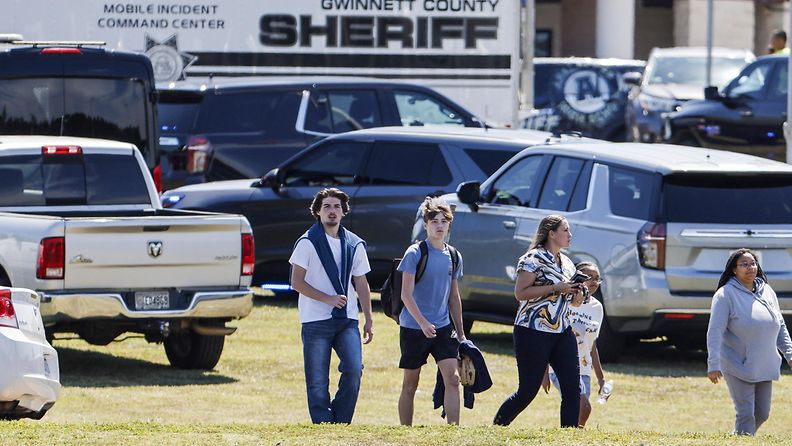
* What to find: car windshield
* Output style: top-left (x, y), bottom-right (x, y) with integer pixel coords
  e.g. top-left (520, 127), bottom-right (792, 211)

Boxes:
top-left (0, 78), bottom-right (150, 155)
top-left (645, 56), bottom-right (748, 87)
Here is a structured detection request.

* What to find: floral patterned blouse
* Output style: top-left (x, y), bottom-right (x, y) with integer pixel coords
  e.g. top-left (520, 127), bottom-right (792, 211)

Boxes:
top-left (514, 246), bottom-right (577, 333)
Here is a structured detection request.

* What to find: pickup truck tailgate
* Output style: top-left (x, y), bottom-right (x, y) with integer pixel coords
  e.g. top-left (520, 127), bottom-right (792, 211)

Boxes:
top-left (64, 216), bottom-right (244, 289)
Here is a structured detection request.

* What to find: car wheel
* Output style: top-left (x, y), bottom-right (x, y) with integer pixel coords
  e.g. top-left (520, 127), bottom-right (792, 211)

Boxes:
top-left (596, 314), bottom-right (625, 363)
top-left (164, 328), bottom-right (225, 370)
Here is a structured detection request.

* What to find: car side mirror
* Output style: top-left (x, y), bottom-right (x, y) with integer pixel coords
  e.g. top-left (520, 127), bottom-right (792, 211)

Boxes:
top-left (704, 86), bottom-right (721, 101)
top-left (258, 168), bottom-right (282, 189)
top-left (622, 71), bottom-right (642, 86)
top-left (457, 181), bottom-right (481, 209)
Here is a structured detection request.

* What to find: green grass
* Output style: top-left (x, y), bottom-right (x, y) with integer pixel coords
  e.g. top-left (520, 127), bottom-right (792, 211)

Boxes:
top-left (3, 292), bottom-right (792, 445)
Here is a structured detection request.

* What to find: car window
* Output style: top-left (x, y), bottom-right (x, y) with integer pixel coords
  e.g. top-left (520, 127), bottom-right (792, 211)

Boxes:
top-left (304, 91), bottom-right (334, 134)
top-left (364, 141), bottom-right (451, 186)
top-left (284, 141), bottom-right (370, 187)
top-left (463, 148), bottom-right (519, 176)
top-left (0, 154), bottom-right (150, 206)
top-left (487, 155), bottom-right (545, 207)
top-left (646, 56), bottom-right (748, 88)
top-left (609, 166), bottom-right (657, 219)
top-left (537, 156), bottom-right (586, 211)
top-left (769, 62), bottom-right (788, 100)
top-left (0, 78), bottom-right (149, 158)
top-left (727, 62), bottom-right (771, 99)
top-left (158, 91), bottom-right (203, 134)
top-left (663, 174), bottom-right (792, 224)
top-left (394, 90), bottom-right (465, 126)
top-left (197, 90), bottom-right (302, 135)
top-left (568, 161), bottom-right (592, 211)
top-left (327, 90), bottom-right (382, 133)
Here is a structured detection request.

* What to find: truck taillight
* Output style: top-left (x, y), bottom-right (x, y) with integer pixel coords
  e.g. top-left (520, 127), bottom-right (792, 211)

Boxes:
top-left (638, 222), bottom-right (666, 270)
top-left (37, 237), bottom-right (65, 280)
top-left (242, 234), bottom-right (255, 276)
top-left (186, 135), bottom-right (212, 175)
top-left (0, 289), bottom-right (18, 329)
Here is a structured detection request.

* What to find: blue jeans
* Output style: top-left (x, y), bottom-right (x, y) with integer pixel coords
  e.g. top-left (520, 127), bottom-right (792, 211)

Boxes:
top-left (301, 317), bottom-right (363, 424)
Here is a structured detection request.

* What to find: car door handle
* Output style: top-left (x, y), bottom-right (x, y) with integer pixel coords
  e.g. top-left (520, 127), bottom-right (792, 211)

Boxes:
top-left (740, 110), bottom-right (753, 117)
top-left (503, 220), bottom-right (516, 229)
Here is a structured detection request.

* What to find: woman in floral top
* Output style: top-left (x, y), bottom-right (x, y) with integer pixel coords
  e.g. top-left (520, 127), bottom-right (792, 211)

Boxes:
top-left (493, 214), bottom-right (585, 427)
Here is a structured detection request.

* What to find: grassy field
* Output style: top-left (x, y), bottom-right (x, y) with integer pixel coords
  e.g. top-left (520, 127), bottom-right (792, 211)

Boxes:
top-left (3, 293), bottom-right (792, 445)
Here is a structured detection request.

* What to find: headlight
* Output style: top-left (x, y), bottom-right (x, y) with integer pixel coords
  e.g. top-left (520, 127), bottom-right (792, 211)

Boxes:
top-left (638, 94), bottom-right (679, 113)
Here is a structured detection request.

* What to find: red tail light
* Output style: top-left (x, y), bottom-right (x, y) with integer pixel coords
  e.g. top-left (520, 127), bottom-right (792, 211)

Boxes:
top-left (152, 164), bottom-right (163, 194)
top-left (37, 237), bottom-right (65, 279)
top-left (186, 135), bottom-right (212, 175)
top-left (0, 289), bottom-right (17, 329)
top-left (242, 234), bottom-right (255, 276)
top-left (42, 145), bottom-right (82, 155)
top-left (40, 47), bottom-right (82, 55)
top-left (664, 313), bottom-right (694, 319)
top-left (638, 222), bottom-right (666, 270)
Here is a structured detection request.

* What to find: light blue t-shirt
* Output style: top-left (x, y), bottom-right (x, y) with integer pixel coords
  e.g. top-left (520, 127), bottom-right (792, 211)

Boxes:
top-left (397, 241), bottom-right (463, 329)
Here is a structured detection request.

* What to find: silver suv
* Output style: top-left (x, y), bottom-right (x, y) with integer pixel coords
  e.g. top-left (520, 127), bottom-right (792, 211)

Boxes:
top-left (433, 142), bottom-right (792, 361)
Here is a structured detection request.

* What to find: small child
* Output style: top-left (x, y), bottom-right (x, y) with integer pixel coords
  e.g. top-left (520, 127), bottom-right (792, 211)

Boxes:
top-left (545, 261), bottom-right (606, 427)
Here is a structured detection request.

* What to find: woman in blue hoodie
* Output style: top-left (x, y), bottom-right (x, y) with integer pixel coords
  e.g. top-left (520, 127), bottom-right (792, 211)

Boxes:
top-left (706, 248), bottom-right (792, 435)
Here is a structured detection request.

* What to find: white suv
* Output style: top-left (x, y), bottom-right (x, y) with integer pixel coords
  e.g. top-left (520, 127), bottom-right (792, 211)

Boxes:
top-left (438, 141), bottom-right (792, 361)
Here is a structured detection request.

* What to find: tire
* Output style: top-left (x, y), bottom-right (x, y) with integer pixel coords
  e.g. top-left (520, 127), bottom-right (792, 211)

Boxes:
top-left (164, 330), bottom-right (225, 370)
top-left (596, 314), bottom-right (626, 363)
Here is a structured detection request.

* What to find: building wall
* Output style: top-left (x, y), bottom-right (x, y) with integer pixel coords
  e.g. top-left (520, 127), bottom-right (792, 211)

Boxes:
top-left (536, 2), bottom-right (563, 56)
top-left (561, 0), bottom-right (597, 56)
top-left (674, 0), bottom-right (754, 50)
top-left (755, 1), bottom-right (789, 56)
top-left (634, 1), bottom-right (674, 60)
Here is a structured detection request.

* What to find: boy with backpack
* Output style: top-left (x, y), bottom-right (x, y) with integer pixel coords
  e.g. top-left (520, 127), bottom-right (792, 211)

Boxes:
top-left (397, 197), bottom-right (465, 425)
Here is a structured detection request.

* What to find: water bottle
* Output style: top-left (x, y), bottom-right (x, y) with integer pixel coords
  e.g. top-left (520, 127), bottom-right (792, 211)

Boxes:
top-left (597, 379), bottom-right (614, 405)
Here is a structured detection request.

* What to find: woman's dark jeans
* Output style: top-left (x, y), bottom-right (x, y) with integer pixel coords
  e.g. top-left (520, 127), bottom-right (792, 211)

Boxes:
top-left (494, 325), bottom-right (580, 427)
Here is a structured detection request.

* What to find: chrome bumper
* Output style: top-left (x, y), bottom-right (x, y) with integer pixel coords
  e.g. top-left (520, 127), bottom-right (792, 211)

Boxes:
top-left (39, 289), bottom-right (253, 321)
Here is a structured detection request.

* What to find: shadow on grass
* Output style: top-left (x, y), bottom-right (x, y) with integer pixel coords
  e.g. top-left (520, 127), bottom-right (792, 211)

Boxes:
top-left (55, 346), bottom-right (237, 388)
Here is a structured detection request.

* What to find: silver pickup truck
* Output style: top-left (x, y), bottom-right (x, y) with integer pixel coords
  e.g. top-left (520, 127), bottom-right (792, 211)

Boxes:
top-left (0, 136), bottom-right (254, 369)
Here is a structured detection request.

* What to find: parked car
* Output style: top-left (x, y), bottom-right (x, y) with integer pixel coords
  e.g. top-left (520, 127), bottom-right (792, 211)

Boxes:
top-left (624, 47), bottom-right (754, 143)
top-left (0, 135), bottom-right (254, 370)
top-left (521, 57), bottom-right (645, 141)
top-left (157, 77), bottom-right (487, 190)
top-left (662, 54), bottom-right (787, 162)
top-left (161, 127), bottom-right (578, 290)
top-left (0, 286), bottom-right (60, 420)
top-left (433, 141), bottom-right (792, 361)
top-left (0, 42), bottom-right (159, 172)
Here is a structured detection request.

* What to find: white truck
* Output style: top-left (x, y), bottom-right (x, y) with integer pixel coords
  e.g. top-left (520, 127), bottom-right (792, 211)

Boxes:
top-left (0, 136), bottom-right (254, 370)
top-left (1, 0), bottom-right (522, 125)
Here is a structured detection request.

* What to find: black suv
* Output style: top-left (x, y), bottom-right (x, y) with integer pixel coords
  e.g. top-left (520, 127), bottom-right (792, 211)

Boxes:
top-left (663, 54), bottom-right (788, 162)
top-left (521, 57), bottom-right (645, 141)
top-left (157, 77), bottom-right (485, 190)
top-left (0, 43), bottom-right (159, 171)
top-left (161, 127), bottom-right (560, 290)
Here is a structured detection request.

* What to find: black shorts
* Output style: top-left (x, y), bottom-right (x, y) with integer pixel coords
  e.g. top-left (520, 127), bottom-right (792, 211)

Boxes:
top-left (399, 324), bottom-right (459, 369)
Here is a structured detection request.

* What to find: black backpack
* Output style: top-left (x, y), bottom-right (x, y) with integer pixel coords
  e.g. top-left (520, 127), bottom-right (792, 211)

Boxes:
top-left (380, 241), bottom-right (459, 323)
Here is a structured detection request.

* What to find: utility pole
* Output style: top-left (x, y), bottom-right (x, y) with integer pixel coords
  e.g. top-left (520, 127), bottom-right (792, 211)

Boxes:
top-left (519, 0), bottom-right (535, 125)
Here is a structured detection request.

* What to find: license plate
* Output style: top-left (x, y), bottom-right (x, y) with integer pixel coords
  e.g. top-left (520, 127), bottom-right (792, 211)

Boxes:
top-left (134, 291), bottom-right (170, 310)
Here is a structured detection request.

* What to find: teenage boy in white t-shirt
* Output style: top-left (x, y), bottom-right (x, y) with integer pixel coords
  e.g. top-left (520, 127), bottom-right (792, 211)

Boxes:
top-left (289, 188), bottom-right (374, 424)
top-left (545, 261), bottom-right (606, 427)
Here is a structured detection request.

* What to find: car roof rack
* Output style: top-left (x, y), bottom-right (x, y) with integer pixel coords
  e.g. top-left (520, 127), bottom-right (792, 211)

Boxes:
top-left (0, 34), bottom-right (24, 43)
top-left (12, 40), bottom-right (107, 47)
top-left (545, 130), bottom-right (583, 144)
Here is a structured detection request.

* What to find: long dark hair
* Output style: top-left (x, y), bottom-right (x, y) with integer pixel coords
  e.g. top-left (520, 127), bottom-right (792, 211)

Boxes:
top-left (716, 248), bottom-right (767, 290)
top-left (528, 214), bottom-right (566, 251)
